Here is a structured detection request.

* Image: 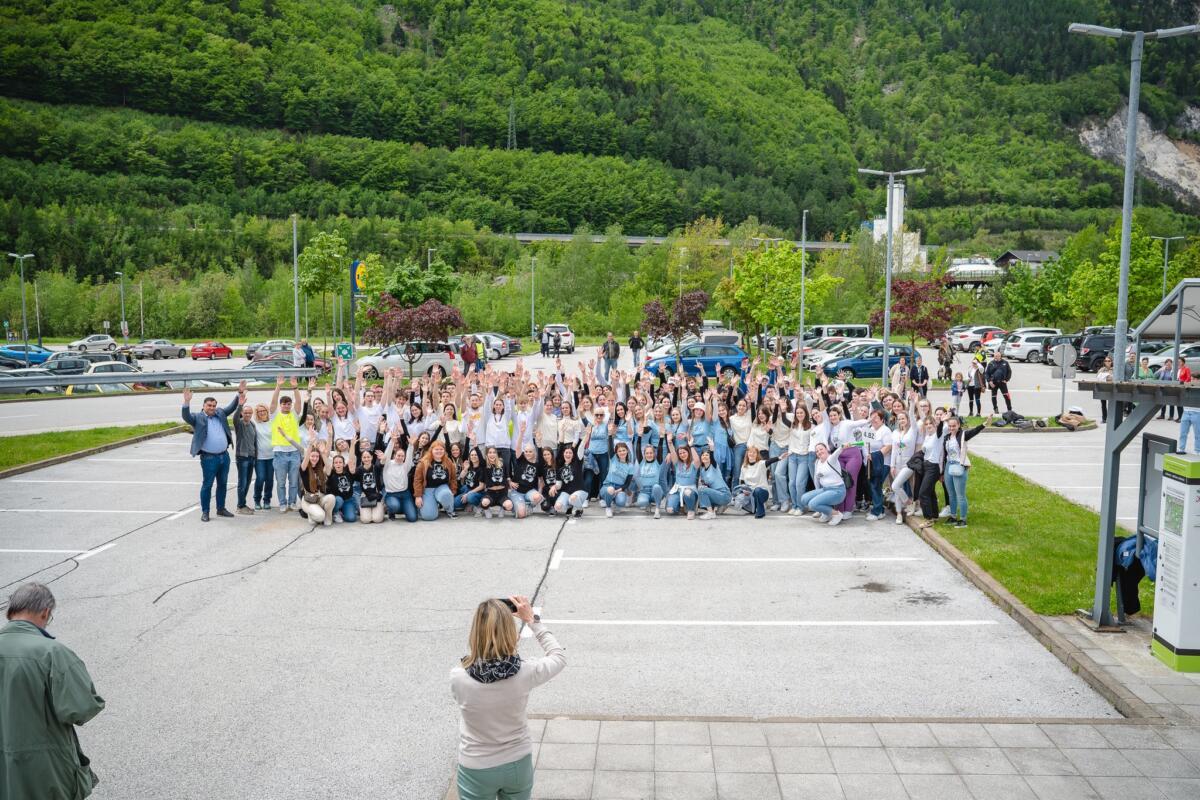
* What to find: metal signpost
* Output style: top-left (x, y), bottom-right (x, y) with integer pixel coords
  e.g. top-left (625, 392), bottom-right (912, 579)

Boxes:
top-left (1051, 343), bottom-right (1077, 415)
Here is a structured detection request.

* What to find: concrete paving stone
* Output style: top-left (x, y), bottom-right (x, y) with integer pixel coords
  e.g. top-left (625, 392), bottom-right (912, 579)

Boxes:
top-left (1144, 674), bottom-right (1200, 686)
top-left (1082, 648), bottom-right (1120, 666)
top-left (777, 773), bottom-right (846, 800)
top-left (771, 747), bottom-right (835, 774)
top-left (984, 723), bottom-right (1055, 748)
top-left (943, 747), bottom-right (1016, 775)
top-left (836, 773), bottom-right (909, 800)
top-left (874, 723), bottom-right (938, 748)
top-left (1025, 775), bottom-right (1102, 800)
top-left (828, 746), bottom-right (896, 774)
top-left (929, 723), bottom-right (996, 748)
top-left (1005, 747), bottom-right (1082, 776)
top-left (764, 723), bottom-right (824, 748)
top-left (531, 769), bottom-right (594, 800)
top-left (1149, 704), bottom-right (1198, 723)
top-left (1060, 748), bottom-right (1141, 777)
top-left (885, 747), bottom-right (956, 774)
top-left (1096, 726), bottom-right (1170, 750)
top-left (533, 743), bottom-right (541, 766)
top-left (1127, 748), bottom-right (1200, 779)
top-left (1152, 778), bottom-right (1200, 800)
top-left (538, 742), bottom-right (598, 771)
top-left (589, 769), bottom-right (652, 800)
top-left (1041, 725), bottom-right (1110, 749)
top-left (1153, 684), bottom-right (1200, 705)
top-left (715, 771), bottom-right (782, 800)
top-left (819, 723), bottom-right (881, 748)
top-left (709, 722), bottom-right (768, 747)
top-left (595, 744), bottom-right (653, 772)
top-left (529, 719), bottom-right (547, 742)
top-left (1176, 749), bottom-right (1200, 768)
top-left (712, 745), bottom-right (775, 773)
top-left (961, 774), bottom-right (1039, 800)
top-left (653, 744), bottom-right (713, 772)
top-left (654, 721), bottom-right (709, 745)
top-left (1179, 706), bottom-right (1200, 723)
top-left (1157, 728), bottom-right (1200, 750)
top-left (653, 771), bottom-right (717, 800)
top-left (899, 773), bottom-right (971, 800)
top-left (544, 719), bottom-right (602, 744)
top-left (599, 721), bottom-right (654, 746)
top-left (1085, 776), bottom-right (1168, 800)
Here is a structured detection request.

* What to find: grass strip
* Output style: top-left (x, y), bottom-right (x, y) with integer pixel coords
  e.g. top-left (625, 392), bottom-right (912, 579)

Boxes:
top-left (933, 455), bottom-right (1151, 616)
top-left (0, 423), bottom-right (179, 471)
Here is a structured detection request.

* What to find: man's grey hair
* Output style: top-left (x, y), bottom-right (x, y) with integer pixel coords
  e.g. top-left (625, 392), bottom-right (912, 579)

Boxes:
top-left (7, 582), bottom-right (55, 619)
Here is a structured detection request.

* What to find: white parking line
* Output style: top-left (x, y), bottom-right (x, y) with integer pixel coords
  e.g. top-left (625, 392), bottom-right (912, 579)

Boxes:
top-left (0, 414), bottom-right (36, 419)
top-left (75, 542), bottom-right (117, 560)
top-left (168, 505), bottom-right (199, 520)
top-left (549, 549), bottom-right (565, 570)
top-left (12, 479), bottom-right (194, 485)
top-left (559, 556), bottom-right (921, 563)
top-left (0, 508), bottom-right (180, 514)
top-left (0, 548), bottom-right (84, 554)
top-left (536, 619), bottom-right (999, 628)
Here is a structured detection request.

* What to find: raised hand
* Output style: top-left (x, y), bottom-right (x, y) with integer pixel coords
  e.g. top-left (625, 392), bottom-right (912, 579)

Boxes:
top-left (182, 387), bottom-right (193, 404)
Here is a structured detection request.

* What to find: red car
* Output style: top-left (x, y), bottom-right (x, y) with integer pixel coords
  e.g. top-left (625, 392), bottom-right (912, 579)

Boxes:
top-left (191, 341), bottom-right (233, 360)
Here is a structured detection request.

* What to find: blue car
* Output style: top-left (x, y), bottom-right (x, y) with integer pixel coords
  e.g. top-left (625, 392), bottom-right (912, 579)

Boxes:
top-left (822, 343), bottom-right (916, 379)
top-left (644, 343), bottom-right (749, 378)
top-left (0, 343), bottom-right (54, 364)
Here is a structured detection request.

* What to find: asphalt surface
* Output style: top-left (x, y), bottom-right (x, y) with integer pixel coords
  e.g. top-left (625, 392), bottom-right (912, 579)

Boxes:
top-left (0, 433), bottom-right (1118, 799)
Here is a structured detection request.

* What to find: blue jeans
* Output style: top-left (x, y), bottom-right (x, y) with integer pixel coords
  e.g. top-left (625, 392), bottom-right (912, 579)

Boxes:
top-left (630, 350), bottom-right (641, 369)
top-left (587, 452), bottom-right (609, 498)
top-left (945, 464), bottom-right (969, 521)
top-left (253, 458), bottom-right (274, 506)
top-left (788, 453), bottom-right (814, 507)
top-left (750, 487), bottom-right (770, 518)
top-left (731, 444), bottom-right (747, 486)
top-left (667, 486), bottom-right (698, 514)
top-left (455, 490), bottom-right (485, 511)
top-left (553, 489), bottom-right (588, 513)
top-left (235, 455), bottom-right (255, 508)
top-left (600, 484), bottom-right (630, 508)
top-left (198, 451), bottom-right (230, 514)
top-left (769, 442), bottom-right (788, 504)
top-left (868, 450), bottom-right (888, 516)
top-left (698, 486), bottom-right (731, 509)
top-left (636, 484), bottom-right (664, 508)
top-left (510, 489), bottom-right (543, 516)
top-left (420, 485), bottom-right (455, 520)
top-left (385, 490), bottom-right (417, 522)
top-left (272, 449), bottom-right (301, 508)
top-left (801, 486), bottom-right (847, 517)
top-left (1180, 409), bottom-right (1200, 454)
top-left (334, 495), bottom-right (359, 522)
top-left (603, 357), bottom-right (617, 381)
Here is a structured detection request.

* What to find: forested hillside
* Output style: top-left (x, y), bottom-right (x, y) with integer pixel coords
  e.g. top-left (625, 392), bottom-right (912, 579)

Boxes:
top-left (0, 0), bottom-right (1197, 336)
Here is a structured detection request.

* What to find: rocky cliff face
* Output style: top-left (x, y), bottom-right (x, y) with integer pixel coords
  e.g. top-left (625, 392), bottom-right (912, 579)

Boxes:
top-left (1079, 106), bottom-right (1200, 208)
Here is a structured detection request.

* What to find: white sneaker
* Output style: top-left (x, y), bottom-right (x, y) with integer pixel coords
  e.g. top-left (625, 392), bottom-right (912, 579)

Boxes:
top-left (939, 506), bottom-right (952, 518)
top-left (279, 505), bottom-right (287, 514)
top-left (701, 510), bottom-right (716, 520)
top-left (605, 507), bottom-right (613, 518)
top-left (895, 513), bottom-right (905, 525)
top-left (473, 508), bottom-right (482, 517)
top-left (484, 508), bottom-right (493, 519)
top-left (788, 508), bottom-right (801, 516)
top-left (816, 513), bottom-right (831, 523)
top-left (842, 510), bottom-right (854, 519)
top-left (780, 502), bottom-right (791, 513)
top-left (687, 511), bottom-right (696, 520)
top-left (654, 507), bottom-right (661, 520)
top-left (866, 513), bottom-right (882, 521)
top-left (334, 513), bottom-right (343, 523)
top-left (828, 511), bottom-right (843, 527)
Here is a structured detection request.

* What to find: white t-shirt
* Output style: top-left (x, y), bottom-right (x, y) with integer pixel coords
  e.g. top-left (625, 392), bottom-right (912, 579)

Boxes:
top-left (356, 403), bottom-right (383, 444)
top-left (864, 424), bottom-right (892, 454)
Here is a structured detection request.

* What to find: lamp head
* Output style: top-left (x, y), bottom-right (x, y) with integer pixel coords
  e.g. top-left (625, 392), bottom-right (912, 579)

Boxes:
top-left (1068, 23), bottom-right (1125, 38)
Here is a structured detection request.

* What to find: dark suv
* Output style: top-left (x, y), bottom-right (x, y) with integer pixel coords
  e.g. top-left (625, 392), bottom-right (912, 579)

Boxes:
top-left (1074, 333), bottom-right (1115, 372)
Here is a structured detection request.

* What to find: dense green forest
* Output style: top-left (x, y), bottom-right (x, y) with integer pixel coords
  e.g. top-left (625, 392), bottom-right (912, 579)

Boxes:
top-left (0, 0), bottom-right (1197, 339)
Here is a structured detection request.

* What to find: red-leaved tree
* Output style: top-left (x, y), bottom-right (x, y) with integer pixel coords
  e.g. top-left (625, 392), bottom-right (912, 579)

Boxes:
top-left (869, 275), bottom-right (966, 351)
top-left (363, 295), bottom-right (466, 379)
top-left (641, 290), bottom-right (710, 372)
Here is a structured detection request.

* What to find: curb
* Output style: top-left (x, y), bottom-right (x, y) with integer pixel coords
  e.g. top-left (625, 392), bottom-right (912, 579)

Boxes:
top-left (980, 424), bottom-right (1097, 434)
top-left (906, 517), bottom-right (1161, 722)
top-left (0, 424), bottom-right (188, 480)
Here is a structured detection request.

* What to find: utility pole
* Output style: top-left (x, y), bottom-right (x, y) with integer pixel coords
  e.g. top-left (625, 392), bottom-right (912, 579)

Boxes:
top-left (797, 210), bottom-right (808, 383)
top-left (507, 98), bottom-right (516, 150)
top-left (530, 254), bottom-right (537, 339)
top-left (858, 167), bottom-right (926, 380)
top-left (292, 214), bottom-right (300, 341)
top-left (33, 279), bottom-right (41, 347)
top-left (139, 281), bottom-right (145, 339)
top-left (1150, 236), bottom-right (1185, 299)
top-left (427, 248), bottom-right (436, 270)
top-left (678, 247), bottom-right (688, 299)
top-left (115, 270), bottom-right (128, 344)
top-left (7, 253), bottom-right (34, 366)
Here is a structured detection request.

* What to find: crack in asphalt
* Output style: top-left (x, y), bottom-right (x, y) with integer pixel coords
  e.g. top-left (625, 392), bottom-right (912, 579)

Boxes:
top-left (152, 525), bottom-right (316, 605)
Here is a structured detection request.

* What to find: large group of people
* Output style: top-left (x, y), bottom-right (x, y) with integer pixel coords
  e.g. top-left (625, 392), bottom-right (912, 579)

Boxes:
top-left (182, 350), bottom-right (993, 529)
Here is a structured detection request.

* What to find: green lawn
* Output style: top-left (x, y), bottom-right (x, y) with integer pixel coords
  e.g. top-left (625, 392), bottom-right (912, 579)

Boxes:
top-left (933, 455), bottom-right (1150, 616)
top-left (0, 423), bottom-right (179, 471)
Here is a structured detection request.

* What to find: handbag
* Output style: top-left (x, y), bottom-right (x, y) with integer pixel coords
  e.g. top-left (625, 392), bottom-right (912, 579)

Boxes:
top-left (947, 462), bottom-right (965, 478)
top-left (907, 453), bottom-right (925, 472)
top-left (303, 491), bottom-right (322, 505)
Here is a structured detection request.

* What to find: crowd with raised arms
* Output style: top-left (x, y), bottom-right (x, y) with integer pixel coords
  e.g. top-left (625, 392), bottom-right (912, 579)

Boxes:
top-left (181, 351), bottom-right (991, 529)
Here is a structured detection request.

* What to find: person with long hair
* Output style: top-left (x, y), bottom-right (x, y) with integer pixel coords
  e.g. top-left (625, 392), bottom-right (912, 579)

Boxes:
top-left (696, 448), bottom-right (731, 520)
top-left (862, 410), bottom-right (893, 522)
top-left (942, 414), bottom-right (989, 528)
top-left (451, 596), bottom-right (565, 800)
top-left (298, 445), bottom-right (335, 525)
top-left (888, 410), bottom-right (919, 526)
top-left (598, 441), bottom-right (635, 517)
top-left (634, 443), bottom-right (664, 519)
top-left (456, 447), bottom-right (487, 516)
top-left (785, 404), bottom-right (815, 516)
top-left (509, 445), bottom-right (543, 520)
top-left (414, 440), bottom-right (458, 521)
top-left (383, 425), bottom-right (417, 523)
top-left (800, 442), bottom-right (848, 525)
top-left (665, 436), bottom-right (700, 519)
top-left (551, 446), bottom-right (588, 517)
top-left (479, 446), bottom-right (513, 519)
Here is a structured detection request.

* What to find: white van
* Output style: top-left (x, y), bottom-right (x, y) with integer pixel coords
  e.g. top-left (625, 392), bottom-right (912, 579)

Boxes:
top-left (804, 324), bottom-right (870, 340)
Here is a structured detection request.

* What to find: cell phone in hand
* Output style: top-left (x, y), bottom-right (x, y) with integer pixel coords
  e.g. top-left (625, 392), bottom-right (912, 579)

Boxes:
top-left (498, 598), bottom-right (517, 613)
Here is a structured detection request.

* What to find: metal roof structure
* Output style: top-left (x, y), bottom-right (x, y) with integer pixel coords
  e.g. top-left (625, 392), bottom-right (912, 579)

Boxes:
top-left (1132, 278), bottom-right (1200, 342)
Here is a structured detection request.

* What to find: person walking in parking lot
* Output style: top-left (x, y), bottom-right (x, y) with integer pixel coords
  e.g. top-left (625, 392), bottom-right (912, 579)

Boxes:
top-left (301, 338), bottom-right (315, 369)
top-left (291, 341), bottom-right (305, 369)
top-left (539, 326), bottom-right (550, 358)
top-left (985, 351), bottom-right (1013, 414)
top-left (269, 377), bottom-right (303, 513)
top-left (0, 583), bottom-right (106, 800)
top-left (910, 356), bottom-right (929, 399)
top-left (461, 336), bottom-right (478, 373)
top-left (628, 330), bottom-right (644, 369)
top-left (182, 381), bottom-right (246, 522)
top-left (601, 333), bottom-right (620, 382)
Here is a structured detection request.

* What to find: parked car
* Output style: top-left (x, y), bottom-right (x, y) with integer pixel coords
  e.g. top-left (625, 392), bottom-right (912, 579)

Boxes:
top-left (69, 334), bottom-right (118, 352)
top-left (191, 341), bottom-right (234, 360)
top-left (644, 343), bottom-right (750, 378)
top-left (0, 354), bottom-right (24, 369)
top-left (0, 343), bottom-right (54, 364)
top-left (354, 341), bottom-right (460, 379)
top-left (542, 324), bottom-right (576, 353)
top-left (40, 356), bottom-right (91, 376)
top-left (130, 339), bottom-right (187, 359)
top-left (995, 332), bottom-right (1052, 362)
top-left (804, 339), bottom-right (879, 369)
top-left (1073, 333), bottom-right (1116, 372)
top-left (1041, 334), bottom-right (1080, 365)
top-left (953, 326), bottom-right (1005, 352)
top-left (251, 342), bottom-right (295, 361)
top-left (243, 352), bottom-right (331, 373)
top-left (65, 361), bottom-right (159, 394)
top-left (1146, 343), bottom-right (1200, 373)
top-left (473, 333), bottom-right (509, 360)
top-left (477, 332), bottom-right (522, 354)
top-left (803, 324), bottom-right (871, 340)
top-left (822, 344), bottom-right (916, 379)
top-left (245, 339), bottom-right (295, 360)
top-left (0, 367), bottom-right (61, 394)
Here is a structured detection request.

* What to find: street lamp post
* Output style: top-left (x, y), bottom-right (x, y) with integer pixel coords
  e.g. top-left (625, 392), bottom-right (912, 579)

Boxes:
top-left (139, 281), bottom-right (145, 339)
top-left (1150, 236), bottom-right (1185, 299)
top-left (529, 254), bottom-right (537, 339)
top-left (797, 210), bottom-right (808, 383)
top-left (857, 167), bottom-right (926, 381)
top-left (678, 247), bottom-right (688, 298)
top-left (115, 270), bottom-right (127, 344)
top-left (6, 253), bottom-right (33, 366)
top-left (427, 248), bottom-right (437, 270)
top-left (292, 214), bottom-right (300, 341)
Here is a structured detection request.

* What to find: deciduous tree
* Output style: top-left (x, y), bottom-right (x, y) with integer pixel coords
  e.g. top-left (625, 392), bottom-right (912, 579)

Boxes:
top-left (363, 296), bottom-right (466, 379)
top-left (641, 290), bottom-right (710, 372)
top-left (870, 275), bottom-right (966, 351)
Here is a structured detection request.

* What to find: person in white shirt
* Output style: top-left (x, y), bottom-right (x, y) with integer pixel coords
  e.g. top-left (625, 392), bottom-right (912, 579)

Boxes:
top-left (888, 410), bottom-right (919, 525)
top-left (862, 410), bottom-right (893, 521)
top-left (786, 405), bottom-right (815, 516)
top-left (451, 596), bottom-right (565, 800)
top-left (800, 443), bottom-right (847, 525)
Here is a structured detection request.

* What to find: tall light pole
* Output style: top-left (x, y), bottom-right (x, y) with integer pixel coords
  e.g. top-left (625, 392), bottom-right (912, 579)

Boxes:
top-left (678, 246), bottom-right (688, 298)
top-left (7, 253), bottom-right (33, 366)
top-left (857, 167), bottom-right (926, 380)
top-left (33, 278), bottom-right (42, 347)
top-left (427, 248), bottom-right (437, 270)
top-left (1070, 21), bottom-right (1200, 381)
top-left (1150, 235), bottom-right (1185, 299)
top-left (797, 210), bottom-right (808, 383)
top-left (114, 270), bottom-right (127, 344)
top-left (529, 254), bottom-right (537, 339)
top-left (292, 214), bottom-right (300, 340)
top-left (138, 281), bottom-right (145, 339)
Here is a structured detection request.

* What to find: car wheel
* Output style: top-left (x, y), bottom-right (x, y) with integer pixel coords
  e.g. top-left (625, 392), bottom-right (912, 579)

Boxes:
top-left (226, 351), bottom-right (232, 359)
top-left (569, 346), bottom-right (575, 353)
top-left (1089, 357), bottom-right (1104, 373)
top-left (153, 350), bottom-right (162, 359)
top-left (721, 366), bottom-right (738, 379)
top-left (362, 366), bottom-right (379, 380)
top-left (191, 356), bottom-right (197, 360)
top-left (77, 345), bottom-right (87, 352)
top-left (107, 343), bottom-right (116, 351)
top-left (1027, 351), bottom-right (1040, 363)
top-left (178, 350), bottom-right (186, 358)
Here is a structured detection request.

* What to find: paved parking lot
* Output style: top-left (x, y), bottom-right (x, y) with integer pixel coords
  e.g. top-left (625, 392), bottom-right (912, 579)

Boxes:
top-left (0, 431), bottom-right (1125, 798)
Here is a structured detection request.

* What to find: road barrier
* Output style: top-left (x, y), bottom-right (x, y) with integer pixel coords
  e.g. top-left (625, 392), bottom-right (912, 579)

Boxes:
top-left (0, 368), bottom-right (319, 392)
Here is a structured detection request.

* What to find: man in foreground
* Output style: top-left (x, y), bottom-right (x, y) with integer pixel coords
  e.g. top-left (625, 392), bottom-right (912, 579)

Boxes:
top-left (0, 583), bottom-right (106, 799)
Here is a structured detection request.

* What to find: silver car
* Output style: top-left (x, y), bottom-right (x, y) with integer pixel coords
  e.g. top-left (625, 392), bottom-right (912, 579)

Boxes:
top-left (354, 341), bottom-right (461, 379)
top-left (130, 339), bottom-right (187, 359)
top-left (70, 334), bottom-right (118, 352)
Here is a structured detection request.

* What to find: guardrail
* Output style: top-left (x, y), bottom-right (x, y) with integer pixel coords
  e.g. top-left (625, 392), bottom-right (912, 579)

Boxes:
top-left (0, 368), bottom-right (319, 392)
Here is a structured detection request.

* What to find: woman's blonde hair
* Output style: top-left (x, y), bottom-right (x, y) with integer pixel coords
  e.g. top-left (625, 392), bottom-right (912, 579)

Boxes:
top-left (460, 599), bottom-right (519, 668)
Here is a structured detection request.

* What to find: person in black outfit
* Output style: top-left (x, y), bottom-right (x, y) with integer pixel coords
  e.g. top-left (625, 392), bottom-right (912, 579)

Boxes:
top-left (910, 356), bottom-right (930, 399)
top-left (985, 352), bottom-right (1013, 414)
top-left (510, 445), bottom-right (543, 518)
top-left (628, 330), bottom-right (644, 369)
top-left (479, 446), bottom-right (512, 518)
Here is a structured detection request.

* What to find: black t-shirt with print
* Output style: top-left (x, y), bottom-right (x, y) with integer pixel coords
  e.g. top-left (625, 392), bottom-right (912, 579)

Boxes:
top-left (426, 459), bottom-right (451, 488)
top-left (460, 463), bottom-right (480, 491)
top-left (358, 463), bottom-right (383, 502)
top-left (559, 462), bottom-right (584, 493)
top-left (330, 467), bottom-right (357, 500)
top-left (513, 457), bottom-right (539, 493)
top-left (485, 462), bottom-right (509, 490)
